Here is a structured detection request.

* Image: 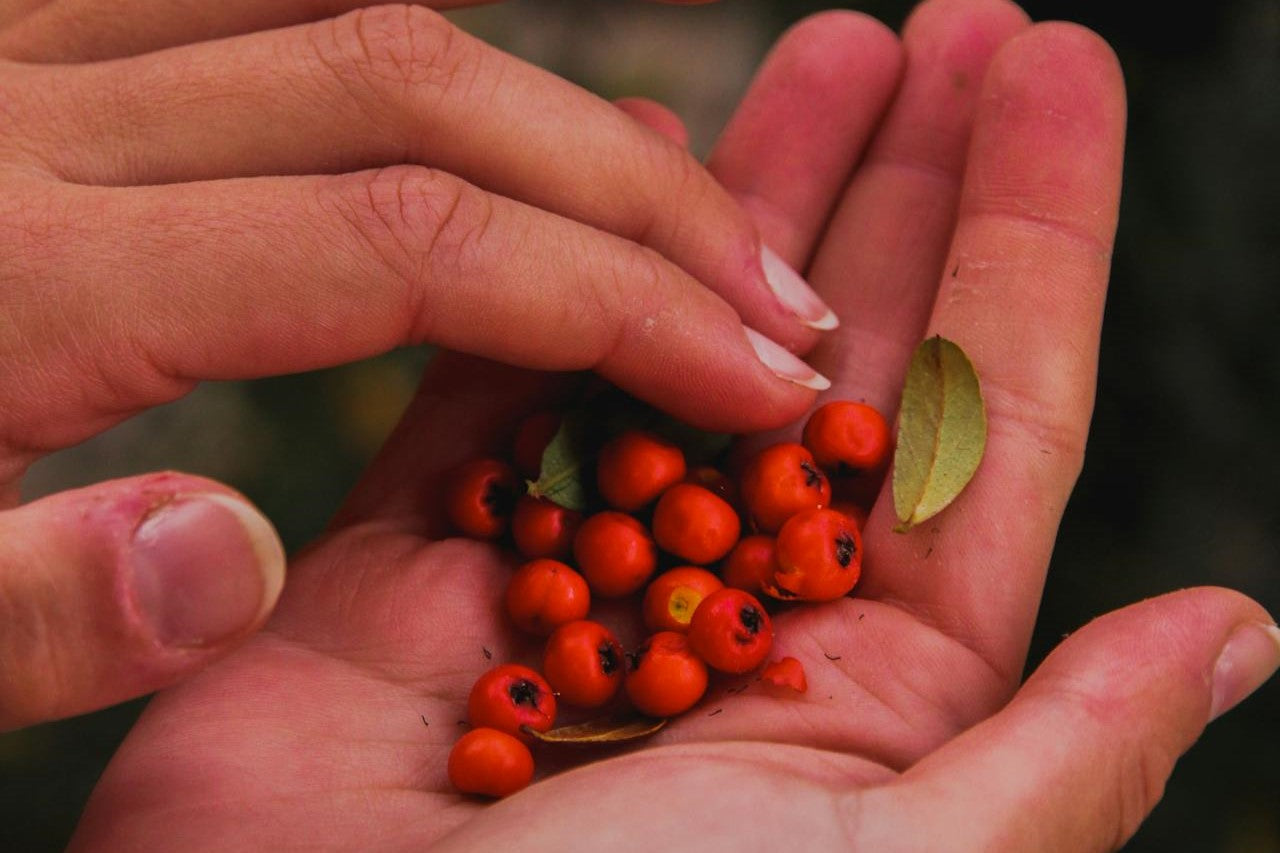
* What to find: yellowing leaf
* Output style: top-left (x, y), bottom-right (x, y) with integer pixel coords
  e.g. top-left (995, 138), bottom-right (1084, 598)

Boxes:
top-left (892, 336), bottom-right (987, 532)
top-left (522, 714), bottom-right (667, 745)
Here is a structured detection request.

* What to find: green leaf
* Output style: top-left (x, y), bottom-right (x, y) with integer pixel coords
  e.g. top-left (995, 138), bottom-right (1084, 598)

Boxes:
top-left (527, 410), bottom-right (597, 512)
top-left (522, 714), bottom-right (667, 745)
top-left (892, 336), bottom-right (987, 532)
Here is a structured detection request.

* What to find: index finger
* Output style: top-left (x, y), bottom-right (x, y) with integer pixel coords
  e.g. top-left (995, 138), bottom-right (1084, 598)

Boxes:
top-left (859, 22), bottom-right (1127, 681)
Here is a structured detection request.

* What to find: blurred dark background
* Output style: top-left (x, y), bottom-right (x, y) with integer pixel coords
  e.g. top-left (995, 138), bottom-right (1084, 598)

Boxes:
top-left (3, 0), bottom-right (1277, 849)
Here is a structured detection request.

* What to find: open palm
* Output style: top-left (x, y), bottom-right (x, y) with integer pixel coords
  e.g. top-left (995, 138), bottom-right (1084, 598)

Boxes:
top-left (71, 3), bottom-right (1276, 851)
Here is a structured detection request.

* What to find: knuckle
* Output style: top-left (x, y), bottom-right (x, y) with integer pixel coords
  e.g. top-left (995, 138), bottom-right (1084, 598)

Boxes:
top-left (328, 166), bottom-right (495, 336)
top-left (315, 5), bottom-right (474, 107)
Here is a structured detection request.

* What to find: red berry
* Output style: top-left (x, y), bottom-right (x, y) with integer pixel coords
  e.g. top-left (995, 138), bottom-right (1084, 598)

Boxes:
top-left (625, 632), bottom-right (708, 717)
top-left (739, 443), bottom-right (831, 533)
top-left (642, 566), bottom-right (723, 633)
top-left (448, 727), bottom-right (534, 798)
top-left (651, 483), bottom-right (741, 565)
top-left (596, 430), bottom-right (687, 511)
top-left (573, 511), bottom-right (658, 598)
top-left (467, 664), bottom-right (556, 740)
top-left (504, 558), bottom-right (591, 636)
top-left (720, 534), bottom-right (780, 595)
top-left (444, 459), bottom-right (520, 539)
top-left (802, 401), bottom-right (891, 473)
top-left (767, 507), bottom-right (862, 602)
top-left (511, 495), bottom-right (582, 560)
top-left (687, 588), bottom-right (773, 674)
top-left (543, 620), bottom-right (624, 709)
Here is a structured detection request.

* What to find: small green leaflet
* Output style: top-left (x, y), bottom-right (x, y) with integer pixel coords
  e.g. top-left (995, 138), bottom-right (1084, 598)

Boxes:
top-left (526, 389), bottom-right (731, 512)
top-left (526, 408), bottom-right (595, 511)
top-left (892, 336), bottom-right (987, 532)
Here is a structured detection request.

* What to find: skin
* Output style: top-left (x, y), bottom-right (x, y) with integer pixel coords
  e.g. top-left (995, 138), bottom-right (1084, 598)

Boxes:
top-left (0, 0), bottom-right (827, 728)
top-left (0, 1), bottom-right (1274, 850)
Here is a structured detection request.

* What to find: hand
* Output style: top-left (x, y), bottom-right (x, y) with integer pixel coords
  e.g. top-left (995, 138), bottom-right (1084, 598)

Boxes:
top-left (0, 0), bottom-right (829, 731)
top-left (70, 2), bottom-right (1279, 850)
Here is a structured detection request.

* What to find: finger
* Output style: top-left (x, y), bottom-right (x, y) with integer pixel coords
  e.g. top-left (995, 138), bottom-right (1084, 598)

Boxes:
top-left (706, 9), bottom-right (904, 268)
top-left (24, 7), bottom-right (831, 348)
top-left (861, 588), bottom-right (1280, 851)
top-left (614, 97), bottom-right (690, 149)
top-left (0, 1), bottom-right (495, 62)
top-left (7, 171), bottom-right (825, 465)
top-left (859, 22), bottom-right (1127, 680)
top-left (0, 473), bottom-right (285, 730)
top-left (802, 0), bottom-right (1031, 414)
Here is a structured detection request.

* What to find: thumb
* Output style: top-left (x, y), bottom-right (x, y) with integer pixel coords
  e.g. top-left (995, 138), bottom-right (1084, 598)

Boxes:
top-left (0, 473), bottom-right (285, 730)
top-left (868, 587), bottom-right (1280, 852)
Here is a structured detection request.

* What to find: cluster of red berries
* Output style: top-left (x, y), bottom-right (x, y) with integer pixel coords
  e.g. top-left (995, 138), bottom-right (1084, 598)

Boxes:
top-left (444, 400), bottom-right (891, 798)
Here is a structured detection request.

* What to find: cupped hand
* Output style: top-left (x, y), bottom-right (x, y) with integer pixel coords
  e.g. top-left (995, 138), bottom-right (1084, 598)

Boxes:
top-left (70, 2), bottom-right (1279, 850)
top-left (0, 0), bottom-right (832, 730)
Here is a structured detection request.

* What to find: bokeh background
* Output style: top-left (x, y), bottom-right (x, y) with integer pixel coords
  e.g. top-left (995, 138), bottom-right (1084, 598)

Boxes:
top-left (3, 0), bottom-right (1278, 849)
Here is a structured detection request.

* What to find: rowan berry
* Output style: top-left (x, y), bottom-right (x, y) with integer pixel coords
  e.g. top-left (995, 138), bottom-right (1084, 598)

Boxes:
top-left (768, 507), bottom-right (863, 601)
top-left (802, 401), bottom-right (891, 473)
top-left (444, 458), bottom-right (520, 540)
top-left (572, 511), bottom-right (658, 598)
top-left (651, 483), bottom-right (741, 565)
top-left (511, 495), bottom-right (582, 560)
top-left (448, 727), bottom-right (534, 798)
top-left (684, 465), bottom-right (739, 510)
top-left (596, 430), bottom-right (686, 511)
top-left (624, 632), bottom-right (708, 717)
top-left (542, 620), bottom-right (624, 709)
top-left (513, 410), bottom-right (562, 479)
top-left (467, 664), bottom-right (557, 739)
top-left (642, 566), bottom-right (724, 633)
top-left (761, 657), bottom-right (808, 693)
top-left (504, 559), bottom-right (591, 636)
top-left (720, 534), bottom-right (780, 595)
top-left (687, 588), bottom-right (773, 674)
top-left (739, 443), bottom-right (831, 533)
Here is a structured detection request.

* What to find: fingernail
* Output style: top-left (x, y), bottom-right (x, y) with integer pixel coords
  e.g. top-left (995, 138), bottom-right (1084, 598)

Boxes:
top-left (1209, 622), bottom-right (1280, 721)
top-left (760, 245), bottom-right (838, 331)
top-left (129, 493), bottom-right (286, 648)
top-left (744, 327), bottom-right (831, 391)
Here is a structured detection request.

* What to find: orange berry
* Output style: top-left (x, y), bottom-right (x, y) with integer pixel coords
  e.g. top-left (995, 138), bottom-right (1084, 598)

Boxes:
top-left (687, 588), bottom-right (773, 674)
top-left (720, 534), bottom-right (780, 595)
top-left (739, 443), bottom-right (831, 533)
top-left (448, 727), bottom-right (534, 798)
top-left (625, 632), bottom-right (708, 717)
top-left (642, 566), bottom-right (724, 633)
top-left (511, 495), bottom-right (582, 560)
top-left (573, 511), bottom-right (658, 598)
top-left (767, 507), bottom-right (862, 602)
top-left (596, 430), bottom-right (686, 511)
top-left (543, 620), bottom-right (624, 709)
top-left (444, 458), bottom-right (520, 539)
top-left (802, 401), bottom-right (891, 473)
top-left (651, 483), bottom-right (741, 565)
top-left (504, 559), bottom-right (591, 636)
top-left (467, 664), bottom-right (556, 740)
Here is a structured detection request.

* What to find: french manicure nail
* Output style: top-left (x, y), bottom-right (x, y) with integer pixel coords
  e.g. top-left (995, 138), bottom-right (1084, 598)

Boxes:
top-left (129, 493), bottom-right (286, 648)
top-left (760, 245), bottom-right (839, 331)
top-left (744, 327), bottom-right (831, 391)
top-left (1209, 622), bottom-right (1280, 721)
